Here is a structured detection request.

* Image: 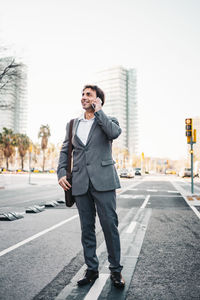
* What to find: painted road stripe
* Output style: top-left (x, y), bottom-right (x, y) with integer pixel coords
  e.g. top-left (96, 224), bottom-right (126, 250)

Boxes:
top-left (141, 195), bottom-right (150, 209)
top-left (84, 274), bottom-right (109, 300)
top-left (0, 214), bottom-right (78, 257)
top-left (55, 207), bottom-right (141, 300)
top-left (118, 180), bottom-right (144, 195)
top-left (170, 180), bottom-right (200, 220)
top-left (168, 190), bottom-right (180, 193)
top-left (126, 195), bottom-right (150, 233)
top-left (126, 221), bottom-right (137, 233)
top-left (147, 189), bottom-right (157, 192)
top-left (190, 206), bottom-right (200, 220)
top-left (150, 195), bottom-right (183, 197)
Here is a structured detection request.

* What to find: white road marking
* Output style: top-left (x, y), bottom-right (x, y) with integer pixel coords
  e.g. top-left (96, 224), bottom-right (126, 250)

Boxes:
top-left (132, 195), bottom-right (145, 199)
top-left (190, 206), bottom-right (200, 220)
top-left (126, 195), bottom-right (150, 233)
top-left (151, 195), bottom-right (183, 197)
top-left (0, 214), bottom-right (78, 257)
top-left (84, 274), bottom-right (109, 300)
top-left (167, 190), bottom-right (180, 193)
top-left (126, 221), bottom-right (137, 233)
top-left (170, 180), bottom-right (200, 219)
top-left (147, 189), bottom-right (157, 192)
top-left (141, 195), bottom-right (150, 209)
top-left (117, 180), bottom-right (144, 196)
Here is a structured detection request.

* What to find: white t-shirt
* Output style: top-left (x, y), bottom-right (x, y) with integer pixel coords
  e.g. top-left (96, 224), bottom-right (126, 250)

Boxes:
top-left (76, 114), bottom-right (95, 145)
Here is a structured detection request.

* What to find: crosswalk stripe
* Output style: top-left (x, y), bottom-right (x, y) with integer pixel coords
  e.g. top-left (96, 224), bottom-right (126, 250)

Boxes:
top-left (84, 274), bottom-right (109, 300)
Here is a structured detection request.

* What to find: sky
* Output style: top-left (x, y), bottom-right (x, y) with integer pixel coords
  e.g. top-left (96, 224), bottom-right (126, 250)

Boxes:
top-left (0, 0), bottom-right (200, 160)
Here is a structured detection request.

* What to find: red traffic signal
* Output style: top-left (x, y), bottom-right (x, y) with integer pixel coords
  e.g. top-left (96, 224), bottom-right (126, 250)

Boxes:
top-left (185, 118), bottom-right (192, 137)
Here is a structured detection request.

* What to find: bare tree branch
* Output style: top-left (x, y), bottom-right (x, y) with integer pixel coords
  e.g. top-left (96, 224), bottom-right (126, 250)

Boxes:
top-left (0, 57), bottom-right (23, 92)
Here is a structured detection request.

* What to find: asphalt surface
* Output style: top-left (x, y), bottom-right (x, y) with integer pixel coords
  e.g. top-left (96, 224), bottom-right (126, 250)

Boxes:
top-left (0, 174), bottom-right (200, 300)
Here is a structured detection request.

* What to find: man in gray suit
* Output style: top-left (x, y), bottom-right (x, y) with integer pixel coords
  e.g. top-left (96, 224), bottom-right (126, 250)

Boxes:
top-left (57, 85), bottom-right (125, 289)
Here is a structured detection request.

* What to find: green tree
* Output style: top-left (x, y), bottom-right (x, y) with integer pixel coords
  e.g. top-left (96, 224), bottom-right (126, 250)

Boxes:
top-left (38, 124), bottom-right (51, 171)
top-left (0, 127), bottom-right (16, 169)
top-left (16, 133), bottom-right (31, 170)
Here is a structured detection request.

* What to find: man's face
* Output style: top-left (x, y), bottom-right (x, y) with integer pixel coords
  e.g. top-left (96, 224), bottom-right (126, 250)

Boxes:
top-left (81, 88), bottom-right (96, 110)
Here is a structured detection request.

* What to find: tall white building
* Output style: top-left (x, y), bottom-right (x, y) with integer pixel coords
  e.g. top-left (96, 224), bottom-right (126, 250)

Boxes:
top-left (94, 66), bottom-right (138, 154)
top-left (0, 58), bottom-right (27, 134)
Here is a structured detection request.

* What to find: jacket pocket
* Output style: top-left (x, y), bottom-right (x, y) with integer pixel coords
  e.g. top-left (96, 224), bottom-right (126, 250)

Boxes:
top-left (101, 159), bottom-right (115, 166)
top-left (72, 166), bottom-right (79, 172)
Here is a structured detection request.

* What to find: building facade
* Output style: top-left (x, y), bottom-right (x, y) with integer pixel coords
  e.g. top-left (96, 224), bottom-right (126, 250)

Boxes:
top-left (0, 57), bottom-right (27, 134)
top-left (94, 66), bottom-right (138, 154)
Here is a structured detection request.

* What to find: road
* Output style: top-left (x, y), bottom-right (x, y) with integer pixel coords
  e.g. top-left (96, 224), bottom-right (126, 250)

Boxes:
top-left (0, 173), bottom-right (200, 300)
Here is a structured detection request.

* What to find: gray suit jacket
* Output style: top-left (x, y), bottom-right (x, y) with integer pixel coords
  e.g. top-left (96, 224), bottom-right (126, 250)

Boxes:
top-left (57, 110), bottom-right (122, 196)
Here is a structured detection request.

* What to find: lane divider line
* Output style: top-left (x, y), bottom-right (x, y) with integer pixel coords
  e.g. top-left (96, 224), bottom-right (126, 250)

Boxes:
top-left (0, 214), bottom-right (79, 258)
top-left (117, 179), bottom-right (145, 196)
top-left (84, 274), bottom-right (109, 300)
top-left (141, 195), bottom-right (150, 209)
top-left (170, 180), bottom-right (200, 220)
top-left (190, 206), bottom-right (200, 220)
top-left (126, 221), bottom-right (137, 233)
top-left (55, 207), bottom-right (139, 300)
top-left (125, 195), bottom-right (150, 234)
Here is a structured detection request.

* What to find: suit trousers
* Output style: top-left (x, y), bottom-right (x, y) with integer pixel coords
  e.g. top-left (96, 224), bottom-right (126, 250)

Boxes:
top-left (75, 181), bottom-right (123, 273)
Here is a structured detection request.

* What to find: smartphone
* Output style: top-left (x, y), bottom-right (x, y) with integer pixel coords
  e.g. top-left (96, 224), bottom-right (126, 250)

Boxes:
top-left (91, 98), bottom-right (102, 110)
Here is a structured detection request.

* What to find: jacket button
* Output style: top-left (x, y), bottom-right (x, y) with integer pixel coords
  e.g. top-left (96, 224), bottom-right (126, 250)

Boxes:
top-left (86, 162), bottom-right (90, 166)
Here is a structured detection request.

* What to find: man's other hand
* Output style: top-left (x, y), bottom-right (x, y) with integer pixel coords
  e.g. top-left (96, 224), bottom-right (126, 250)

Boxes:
top-left (58, 176), bottom-right (71, 191)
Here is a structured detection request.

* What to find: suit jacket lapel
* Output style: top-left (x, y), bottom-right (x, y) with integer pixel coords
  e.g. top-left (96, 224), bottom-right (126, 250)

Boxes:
top-left (73, 118), bottom-right (79, 136)
top-left (86, 119), bottom-right (97, 145)
top-left (72, 119), bottom-right (85, 148)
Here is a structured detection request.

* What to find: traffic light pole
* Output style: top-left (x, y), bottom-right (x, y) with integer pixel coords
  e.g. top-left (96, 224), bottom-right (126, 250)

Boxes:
top-left (190, 137), bottom-right (194, 194)
top-left (185, 118), bottom-right (195, 194)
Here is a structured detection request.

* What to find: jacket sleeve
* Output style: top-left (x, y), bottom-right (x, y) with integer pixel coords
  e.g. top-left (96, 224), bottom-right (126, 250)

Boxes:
top-left (57, 122), bottom-right (70, 180)
top-left (94, 109), bottom-right (122, 140)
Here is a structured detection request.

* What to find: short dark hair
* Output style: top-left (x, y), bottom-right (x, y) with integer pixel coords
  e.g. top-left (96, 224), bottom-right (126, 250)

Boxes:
top-left (83, 85), bottom-right (105, 106)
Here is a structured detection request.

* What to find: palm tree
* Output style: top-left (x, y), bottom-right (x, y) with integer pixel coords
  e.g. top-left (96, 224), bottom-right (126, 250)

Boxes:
top-left (32, 143), bottom-right (41, 167)
top-left (16, 133), bottom-right (30, 170)
top-left (38, 124), bottom-right (51, 171)
top-left (0, 127), bottom-right (16, 170)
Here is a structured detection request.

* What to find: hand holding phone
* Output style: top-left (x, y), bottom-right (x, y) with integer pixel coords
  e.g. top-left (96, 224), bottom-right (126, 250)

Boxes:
top-left (91, 97), bottom-right (102, 111)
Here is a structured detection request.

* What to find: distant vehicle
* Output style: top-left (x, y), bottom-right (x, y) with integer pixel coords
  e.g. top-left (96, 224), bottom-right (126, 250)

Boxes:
top-left (16, 169), bottom-right (28, 173)
top-left (31, 168), bottom-right (41, 173)
top-left (194, 161), bottom-right (200, 177)
top-left (134, 167), bottom-right (142, 176)
top-left (119, 168), bottom-right (134, 178)
top-left (46, 169), bottom-right (56, 173)
top-left (179, 168), bottom-right (191, 178)
top-left (165, 169), bottom-right (176, 175)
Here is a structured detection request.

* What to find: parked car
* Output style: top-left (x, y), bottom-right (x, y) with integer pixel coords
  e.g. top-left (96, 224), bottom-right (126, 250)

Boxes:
top-left (165, 169), bottom-right (176, 175)
top-left (119, 168), bottom-right (134, 178)
top-left (178, 168), bottom-right (191, 178)
top-left (134, 167), bottom-right (142, 176)
top-left (46, 169), bottom-right (56, 173)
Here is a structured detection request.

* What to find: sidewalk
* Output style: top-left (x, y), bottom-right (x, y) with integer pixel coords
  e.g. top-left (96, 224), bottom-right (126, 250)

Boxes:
top-left (0, 173), bottom-right (58, 190)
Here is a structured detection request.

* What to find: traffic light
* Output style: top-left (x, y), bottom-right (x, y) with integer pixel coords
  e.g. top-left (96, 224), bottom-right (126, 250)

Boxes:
top-left (193, 129), bottom-right (197, 143)
top-left (185, 118), bottom-right (192, 143)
